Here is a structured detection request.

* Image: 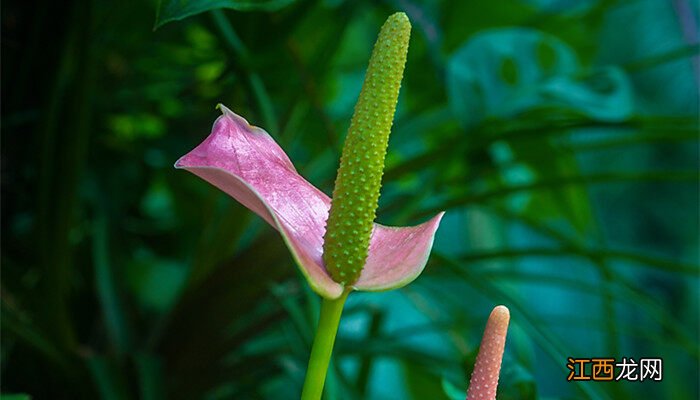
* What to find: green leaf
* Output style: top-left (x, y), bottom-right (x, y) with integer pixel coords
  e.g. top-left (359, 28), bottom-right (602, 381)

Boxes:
top-left (0, 395), bottom-right (31, 400)
top-left (134, 353), bottom-right (166, 400)
top-left (597, 0), bottom-right (699, 114)
top-left (539, 67), bottom-right (633, 121)
top-left (92, 212), bottom-right (133, 355)
top-left (440, 378), bottom-right (466, 400)
top-left (125, 251), bottom-right (188, 313)
top-left (447, 28), bottom-right (577, 128)
top-left (155, 0), bottom-right (296, 28)
top-left (520, 0), bottom-right (597, 14)
top-left (403, 362), bottom-right (450, 400)
top-left (86, 356), bottom-right (131, 400)
top-left (447, 28), bottom-right (633, 126)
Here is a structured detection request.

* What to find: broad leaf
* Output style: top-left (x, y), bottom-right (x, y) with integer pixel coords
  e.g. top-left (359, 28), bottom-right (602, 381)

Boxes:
top-left (155, 0), bottom-right (296, 28)
top-left (447, 28), bottom-right (633, 126)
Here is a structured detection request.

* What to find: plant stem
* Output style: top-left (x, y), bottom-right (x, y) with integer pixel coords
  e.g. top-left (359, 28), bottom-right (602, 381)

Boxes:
top-left (301, 290), bottom-right (350, 400)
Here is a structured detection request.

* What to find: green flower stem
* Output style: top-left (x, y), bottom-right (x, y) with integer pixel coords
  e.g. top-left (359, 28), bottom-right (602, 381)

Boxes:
top-left (301, 290), bottom-right (350, 400)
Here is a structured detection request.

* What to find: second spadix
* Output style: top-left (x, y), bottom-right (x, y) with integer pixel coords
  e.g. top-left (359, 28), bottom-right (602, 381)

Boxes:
top-left (323, 13), bottom-right (411, 285)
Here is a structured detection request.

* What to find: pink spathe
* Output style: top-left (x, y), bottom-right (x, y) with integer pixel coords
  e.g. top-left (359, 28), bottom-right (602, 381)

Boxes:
top-left (175, 105), bottom-right (444, 299)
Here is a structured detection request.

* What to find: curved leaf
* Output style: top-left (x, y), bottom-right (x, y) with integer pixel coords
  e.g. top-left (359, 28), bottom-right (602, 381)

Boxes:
top-left (155, 0), bottom-right (296, 28)
top-left (447, 28), bottom-right (633, 126)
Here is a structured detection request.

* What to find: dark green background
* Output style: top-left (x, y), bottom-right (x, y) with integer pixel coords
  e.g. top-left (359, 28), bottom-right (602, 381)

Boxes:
top-left (2, 0), bottom-right (698, 398)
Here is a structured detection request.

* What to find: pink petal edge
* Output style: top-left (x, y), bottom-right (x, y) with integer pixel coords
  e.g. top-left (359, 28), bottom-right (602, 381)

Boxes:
top-left (466, 305), bottom-right (510, 400)
top-left (175, 105), bottom-right (444, 299)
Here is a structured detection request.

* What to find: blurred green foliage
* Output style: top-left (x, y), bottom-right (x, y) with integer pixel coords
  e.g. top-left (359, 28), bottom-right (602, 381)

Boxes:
top-left (2, 0), bottom-right (698, 399)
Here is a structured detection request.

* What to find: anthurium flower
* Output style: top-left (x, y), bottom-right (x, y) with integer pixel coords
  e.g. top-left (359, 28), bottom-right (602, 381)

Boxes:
top-left (175, 104), bottom-right (444, 299)
top-left (178, 12), bottom-right (444, 400)
top-left (467, 305), bottom-right (510, 400)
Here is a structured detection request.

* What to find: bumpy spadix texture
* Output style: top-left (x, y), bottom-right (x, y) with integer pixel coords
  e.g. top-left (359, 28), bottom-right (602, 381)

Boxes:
top-left (467, 306), bottom-right (510, 400)
top-left (323, 13), bottom-right (411, 285)
top-left (175, 105), bottom-right (443, 299)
